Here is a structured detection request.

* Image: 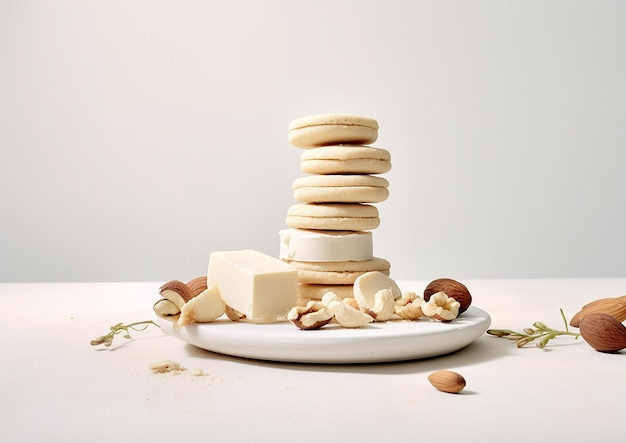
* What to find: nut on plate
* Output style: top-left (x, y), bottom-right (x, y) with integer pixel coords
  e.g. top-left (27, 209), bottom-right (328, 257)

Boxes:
top-left (154, 276), bottom-right (211, 319)
top-left (394, 291), bottom-right (424, 320)
top-left (353, 271), bottom-right (401, 321)
top-left (321, 292), bottom-right (373, 328)
top-left (153, 299), bottom-right (181, 317)
top-left (186, 276), bottom-right (208, 296)
top-left (578, 312), bottom-right (626, 353)
top-left (287, 301), bottom-right (334, 330)
top-left (178, 285), bottom-right (226, 326)
top-left (225, 305), bottom-right (246, 321)
top-left (158, 280), bottom-right (195, 310)
top-left (342, 297), bottom-right (360, 310)
top-left (424, 278), bottom-right (472, 314)
top-left (428, 370), bottom-right (466, 394)
top-left (421, 291), bottom-right (460, 322)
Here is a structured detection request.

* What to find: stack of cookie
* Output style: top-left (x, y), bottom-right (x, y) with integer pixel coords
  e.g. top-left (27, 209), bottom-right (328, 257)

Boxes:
top-left (279, 114), bottom-right (392, 303)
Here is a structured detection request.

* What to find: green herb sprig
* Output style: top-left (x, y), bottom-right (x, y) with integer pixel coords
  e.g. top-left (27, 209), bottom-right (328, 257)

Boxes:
top-left (90, 320), bottom-right (160, 347)
top-left (487, 309), bottom-right (580, 348)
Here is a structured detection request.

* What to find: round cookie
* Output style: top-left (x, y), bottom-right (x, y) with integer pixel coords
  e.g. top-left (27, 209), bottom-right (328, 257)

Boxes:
top-left (286, 203), bottom-right (380, 231)
top-left (287, 257), bottom-right (391, 285)
top-left (297, 284), bottom-right (355, 301)
top-left (289, 114), bottom-right (378, 148)
top-left (301, 145), bottom-right (392, 175)
top-left (292, 175), bottom-right (389, 204)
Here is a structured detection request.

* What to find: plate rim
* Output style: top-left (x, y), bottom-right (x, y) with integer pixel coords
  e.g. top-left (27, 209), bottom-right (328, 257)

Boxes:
top-left (157, 306), bottom-right (491, 364)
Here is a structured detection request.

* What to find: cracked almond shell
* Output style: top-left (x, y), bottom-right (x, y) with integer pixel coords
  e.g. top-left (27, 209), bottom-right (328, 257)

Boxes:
top-left (159, 280), bottom-right (195, 309)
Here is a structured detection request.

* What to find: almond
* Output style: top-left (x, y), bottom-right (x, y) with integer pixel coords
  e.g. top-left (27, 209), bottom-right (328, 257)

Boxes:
top-left (424, 278), bottom-right (472, 314)
top-left (158, 280), bottom-right (195, 309)
top-left (579, 313), bottom-right (626, 353)
top-left (570, 296), bottom-right (626, 327)
top-left (428, 370), bottom-right (466, 394)
top-left (186, 276), bottom-right (208, 296)
top-left (581, 295), bottom-right (626, 310)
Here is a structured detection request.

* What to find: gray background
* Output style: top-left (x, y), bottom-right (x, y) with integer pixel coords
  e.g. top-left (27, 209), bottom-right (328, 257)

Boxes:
top-left (1, 0), bottom-right (624, 283)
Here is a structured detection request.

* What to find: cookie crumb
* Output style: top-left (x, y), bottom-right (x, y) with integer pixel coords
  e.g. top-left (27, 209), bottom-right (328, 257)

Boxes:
top-left (190, 368), bottom-right (209, 377)
top-left (149, 360), bottom-right (186, 374)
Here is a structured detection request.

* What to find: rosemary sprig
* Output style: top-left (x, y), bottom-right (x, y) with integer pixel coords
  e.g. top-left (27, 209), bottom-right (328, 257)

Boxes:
top-left (487, 309), bottom-right (580, 348)
top-left (90, 320), bottom-right (160, 347)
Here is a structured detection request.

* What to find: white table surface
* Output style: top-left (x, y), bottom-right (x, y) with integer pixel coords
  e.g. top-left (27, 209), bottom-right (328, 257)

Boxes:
top-left (1, 279), bottom-right (625, 443)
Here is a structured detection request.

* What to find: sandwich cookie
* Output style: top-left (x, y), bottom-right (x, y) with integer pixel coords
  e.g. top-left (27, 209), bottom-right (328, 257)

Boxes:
top-left (286, 203), bottom-right (380, 231)
top-left (279, 229), bottom-right (373, 262)
top-left (289, 114), bottom-right (379, 148)
top-left (286, 257), bottom-right (391, 285)
top-left (301, 145), bottom-right (392, 175)
top-left (292, 175), bottom-right (389, 204)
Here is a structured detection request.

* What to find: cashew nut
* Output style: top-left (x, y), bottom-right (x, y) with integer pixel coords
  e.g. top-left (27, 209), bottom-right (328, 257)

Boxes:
top-left (153, 298), bottom-right (181, 318)
top-left (178, 285), bottom-right (226, 326)
top-left (421, 291), bottom-right (460, 322)
top-left (353, 271), bottom-right (399, 321)
top-left (394, 291), bottom-right (424, 320)
top-left (321, 292), bottom-right (373, 328)
top-left (342, 297), bottom-right (360, 310)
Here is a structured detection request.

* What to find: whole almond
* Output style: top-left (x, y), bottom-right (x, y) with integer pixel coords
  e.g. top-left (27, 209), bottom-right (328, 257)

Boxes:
top-left (581, 295), bottom-right (626, 310)
top-left (579, 313), bottom-right (626, 353)
top-left (186, 276), bottom-right (208, 296)
top-left (424, 278), bottom-right (472, 314)
top-left (427, 370), bottom-right (466, 394)
top-left (570, 296), bottom-right (626, 327)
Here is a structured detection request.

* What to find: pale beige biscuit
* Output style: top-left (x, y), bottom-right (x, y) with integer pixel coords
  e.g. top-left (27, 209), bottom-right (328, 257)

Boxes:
top-left (298, 284), bottom-right (355, 301)
top-left (287, 257), bottom-right (391, 285)
top-left (285, 203), bottom-right (380, 231)
top-left (286, 215), bottom-right (380, 231)
top-left (289, 114), bottom-right (378, 148)
top-left (292, 175), bottom-right (389, 203)
top-left (301, 145), bottom-right (392, 175)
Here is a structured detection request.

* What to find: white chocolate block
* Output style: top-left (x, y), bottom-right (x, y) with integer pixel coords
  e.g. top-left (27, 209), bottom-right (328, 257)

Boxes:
top-left (279, 229), bottom-right (373, 262)
top-left (207, 250), bottom-right (298, 323)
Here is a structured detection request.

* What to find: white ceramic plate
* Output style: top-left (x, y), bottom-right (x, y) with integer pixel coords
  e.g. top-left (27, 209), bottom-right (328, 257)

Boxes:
top-left (157, 306), bottom-right (491, 364)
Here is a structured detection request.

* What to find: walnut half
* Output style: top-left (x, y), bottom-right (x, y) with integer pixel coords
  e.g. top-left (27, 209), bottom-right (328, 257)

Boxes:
top-left (287, 301), bottom-right (334, 330)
